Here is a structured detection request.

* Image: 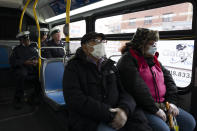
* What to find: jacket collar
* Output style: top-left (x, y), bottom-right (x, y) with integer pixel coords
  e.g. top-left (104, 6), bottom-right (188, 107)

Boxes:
top-left (50, 39), bottom-right (62, 45)
top-left (75, 47), bottom-right (88, 62)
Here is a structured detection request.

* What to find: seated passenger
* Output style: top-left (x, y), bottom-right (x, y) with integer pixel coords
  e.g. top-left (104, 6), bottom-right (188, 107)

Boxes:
top-left (10, 31), bottom-right (40, 109)
top-left (63, 32), bottom-right (152, 131)
top-left (40, 28), bottom-right (50, 58)
top-left (47, 26), bottom-right (65, 58)
top-left (117, 28), bottom-right (196, 131)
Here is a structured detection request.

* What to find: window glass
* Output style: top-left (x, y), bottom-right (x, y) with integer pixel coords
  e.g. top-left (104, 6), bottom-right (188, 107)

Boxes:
top-left (104, 41), bottom-right (128, 62)
top-left (157, 40), bottom-right (194, 87)
top-left (69, 41), bottom-right (81, 53)
top-left (104, 40), bottom-right (194, 88)
top-left (57, 20), bottom-right (86, 38)
top-left (96, 2), bottom-right (193, 34)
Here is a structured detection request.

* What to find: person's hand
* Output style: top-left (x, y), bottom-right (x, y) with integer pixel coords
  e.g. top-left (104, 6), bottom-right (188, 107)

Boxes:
top-left (155, 109), bottom-right (167, 121)
top-left (168, 103), bottom-right (179, 117)
top-left (109, 108), bottom-right (127, 130)
top-left (24, 60), bottom-right (33, 65)
top-left (32, 59), bottom-right (38, 66)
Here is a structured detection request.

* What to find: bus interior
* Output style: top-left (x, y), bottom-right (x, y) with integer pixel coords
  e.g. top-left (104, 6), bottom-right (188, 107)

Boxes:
top-left (0, 0), bottom-right (197, 131)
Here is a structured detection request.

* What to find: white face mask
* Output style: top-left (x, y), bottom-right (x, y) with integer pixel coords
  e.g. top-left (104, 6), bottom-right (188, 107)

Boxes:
top-left (147, 45), bottom-right (157, 55)
top-left (89, 43), bottom-right (106, 59)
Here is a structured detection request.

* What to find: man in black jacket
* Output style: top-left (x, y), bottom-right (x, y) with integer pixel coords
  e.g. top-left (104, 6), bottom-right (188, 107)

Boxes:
top-left (10, 31), bottom-right (40, 109)
top-left (47, 26), bottom-right (65, 58)
top-left (63, 32), bottom-right (152, 131)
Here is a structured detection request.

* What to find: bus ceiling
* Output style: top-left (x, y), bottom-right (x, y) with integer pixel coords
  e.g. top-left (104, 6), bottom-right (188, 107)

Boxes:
top-left (0, 0), bottom-right (148, 24)
top-left (0, 0), bottom-right (196, 24)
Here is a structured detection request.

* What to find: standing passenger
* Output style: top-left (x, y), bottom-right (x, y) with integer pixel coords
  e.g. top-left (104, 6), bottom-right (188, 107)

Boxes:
top-left (63, 32), bottom-right (152, 131)
top-left (40, 28), bottom-right (49, 58)
top-left (40, 28), bottom-right (49, 46)
top-left (117, 28), bottom-right (196, 131)
top-left (10, 31), bottom-right (40, 109)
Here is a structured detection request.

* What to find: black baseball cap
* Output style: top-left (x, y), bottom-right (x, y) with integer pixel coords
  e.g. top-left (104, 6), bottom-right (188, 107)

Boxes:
top-left (81, 32), bottom-right (105, 45)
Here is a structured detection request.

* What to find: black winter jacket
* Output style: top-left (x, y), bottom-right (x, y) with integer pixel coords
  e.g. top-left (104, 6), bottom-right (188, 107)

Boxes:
top-left (9, 44), bottom-right (38, 74)
top-left (117, 51), bottom-right (178, 114)
top-left (63, 48), bottom-right (152, 131)
top-left (46, 40), bottom-right (65, 58)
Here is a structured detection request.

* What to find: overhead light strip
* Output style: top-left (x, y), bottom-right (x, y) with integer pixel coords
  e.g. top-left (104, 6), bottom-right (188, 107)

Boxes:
top-left (45, 0), bottom-right (125, 23)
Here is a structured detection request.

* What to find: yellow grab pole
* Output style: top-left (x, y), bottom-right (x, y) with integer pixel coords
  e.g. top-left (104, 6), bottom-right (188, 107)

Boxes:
top-left (19, 0), bottom-right (31, 32)
top-left (65, 0), bottom-right (71, 43)
top-left (33, 0), bottom-right (41, 78)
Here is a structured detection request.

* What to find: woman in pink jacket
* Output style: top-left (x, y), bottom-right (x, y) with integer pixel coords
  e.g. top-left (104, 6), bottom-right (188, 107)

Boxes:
top-left (117, 28), bottom-right (196, 131)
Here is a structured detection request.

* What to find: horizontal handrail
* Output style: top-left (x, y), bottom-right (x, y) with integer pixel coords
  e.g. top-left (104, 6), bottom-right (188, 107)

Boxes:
top-left (38, 46), bottom-right (66, 60)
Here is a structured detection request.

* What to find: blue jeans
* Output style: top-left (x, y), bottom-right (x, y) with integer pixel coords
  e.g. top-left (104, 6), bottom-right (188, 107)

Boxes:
top-left (145, 108), bottom-right (196, 131)
top-left (97, 123), bottom-right (116, 131)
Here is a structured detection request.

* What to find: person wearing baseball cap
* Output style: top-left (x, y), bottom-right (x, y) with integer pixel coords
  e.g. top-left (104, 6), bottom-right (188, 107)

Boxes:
top-left (63, 32), bottom-right (152, 131)
top-left (10, 31), bottom-right (40, 109)
top-left (80, 32), bottom-right (106, 61)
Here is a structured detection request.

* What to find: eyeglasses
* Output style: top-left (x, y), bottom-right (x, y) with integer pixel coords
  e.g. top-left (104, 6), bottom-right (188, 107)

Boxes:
top-left (88, 39), bottom-right (107, 44)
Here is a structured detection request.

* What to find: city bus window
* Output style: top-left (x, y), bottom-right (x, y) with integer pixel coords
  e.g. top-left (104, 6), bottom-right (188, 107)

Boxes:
top-left (105, 40), bottom-right (194, 88)
top-left (157, 40), bottom-right (194, 88)
top-left (104, 41), bottom-right (128, 62)
top-left (96, 2), bottom-right (193, 34)
top-left (70, 41), bottom-right (81, 53)
top-left (57, 20), bottom-right (86, 38)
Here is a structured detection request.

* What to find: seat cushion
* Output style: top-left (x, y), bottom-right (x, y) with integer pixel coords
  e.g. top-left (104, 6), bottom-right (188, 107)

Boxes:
top-left (46, 91), bottom-right (65, 105)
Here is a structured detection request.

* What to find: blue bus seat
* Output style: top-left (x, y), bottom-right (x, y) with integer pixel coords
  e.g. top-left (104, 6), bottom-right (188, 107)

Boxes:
top-left (0, 46), bottom-right (11, 68)
top-left (46, 91), bottom-right (65, 105)
top-left (42, 60), bottom-right (66, 110)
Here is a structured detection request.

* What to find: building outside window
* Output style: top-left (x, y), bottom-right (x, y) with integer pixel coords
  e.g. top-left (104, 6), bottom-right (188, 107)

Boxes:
top-left (162, 13), bottom-right (174, 22)
top-left (144, 16), bottom-right (152, 25)
top-left (129, 18), bottom-right (136, 26)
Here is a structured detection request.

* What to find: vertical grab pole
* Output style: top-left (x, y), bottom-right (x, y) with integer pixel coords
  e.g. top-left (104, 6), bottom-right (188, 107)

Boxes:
top-left (33, 0), bottom-right (41, 78)
top-left (64, 0), bottom-right (71, 56)
top-left (65, 0), bottom-right (71, 43)
top-left (19, 0), bottom-right (31, 32)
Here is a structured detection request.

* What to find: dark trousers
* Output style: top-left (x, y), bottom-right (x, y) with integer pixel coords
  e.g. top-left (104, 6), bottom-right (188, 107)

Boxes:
top-left (13, 67), bottom-right (40, 100)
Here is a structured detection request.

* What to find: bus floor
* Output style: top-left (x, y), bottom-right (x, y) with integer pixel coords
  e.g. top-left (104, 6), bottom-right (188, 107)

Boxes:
top-left (0, 101), bottom-right (67, 131)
